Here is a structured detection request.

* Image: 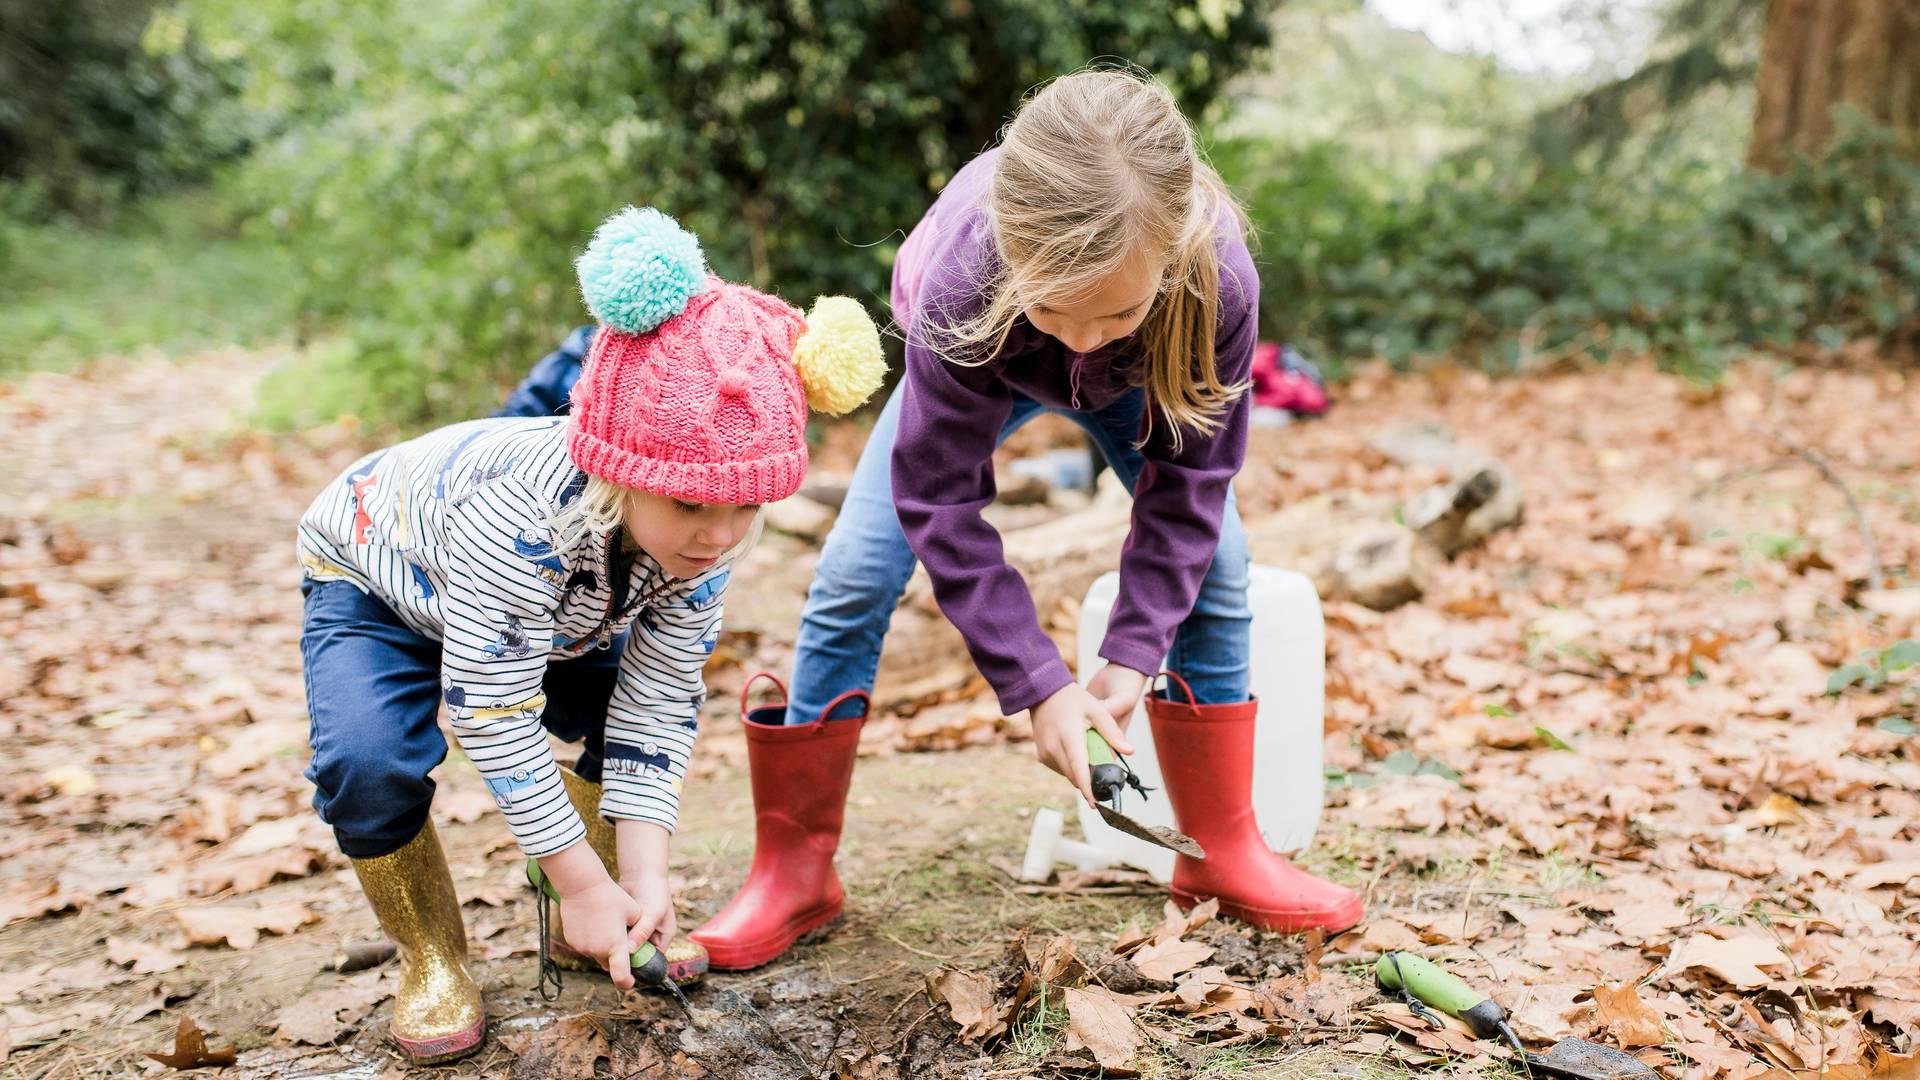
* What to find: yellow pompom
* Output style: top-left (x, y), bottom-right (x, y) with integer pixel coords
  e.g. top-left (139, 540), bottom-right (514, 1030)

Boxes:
top-left (792, 296), bottom-right (887, 415)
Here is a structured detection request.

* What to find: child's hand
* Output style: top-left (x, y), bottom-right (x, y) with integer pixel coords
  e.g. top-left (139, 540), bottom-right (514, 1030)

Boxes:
top-left (556, 880), bottom-right (651, 990)
top-left (1084, 663), bottom-right (1148, 729)
top-left (1032, 683), bottom-right (1135, 809)
top-left (619, 871), bottom-right (677, 951)
top-left (614, 820), bottom-right (676, 951)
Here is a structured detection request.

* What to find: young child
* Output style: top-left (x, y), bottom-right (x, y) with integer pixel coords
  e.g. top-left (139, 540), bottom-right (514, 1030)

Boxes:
top-left (690, 68), bottom-right (1366, 972)
top-left (296, 207), bottom-right (883, 1063)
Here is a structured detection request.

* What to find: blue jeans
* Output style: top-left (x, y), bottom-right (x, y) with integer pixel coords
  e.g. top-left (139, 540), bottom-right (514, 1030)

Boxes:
top-left (300, 578), bottom-right (624, 858)
top-left (787, 381), bottom-right (1251, 724)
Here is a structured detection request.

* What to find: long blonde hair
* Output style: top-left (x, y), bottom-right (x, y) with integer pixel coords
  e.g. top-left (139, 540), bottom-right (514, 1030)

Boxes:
top-left (928, 67), bottom-right (1250, 452)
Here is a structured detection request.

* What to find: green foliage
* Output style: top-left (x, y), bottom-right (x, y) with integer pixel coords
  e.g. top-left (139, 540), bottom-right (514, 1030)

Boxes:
top-left (194, 0), bottom-right (1276, 426)
top-left (0, 192), bottom-right (295, 377)
top-left (1827, 639), bottom-right (1920, 695)
top-left (1219, 112), bottom-right (1920, 377)
top-left (1326, 750), bottom-right (1459, 790)
top-left (0, 0), bottom-right (250, 218)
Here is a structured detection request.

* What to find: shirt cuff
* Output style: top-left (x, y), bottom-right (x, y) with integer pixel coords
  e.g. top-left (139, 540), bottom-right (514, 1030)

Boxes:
top-left (1097, 632), bottom-right (1165, 682)
top-left (995, 654), bottom-right (1077, 716)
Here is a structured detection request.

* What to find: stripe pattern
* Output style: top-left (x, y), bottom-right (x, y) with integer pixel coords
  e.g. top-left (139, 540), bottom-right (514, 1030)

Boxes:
top-left (297, 417), bottom-right (726, 856)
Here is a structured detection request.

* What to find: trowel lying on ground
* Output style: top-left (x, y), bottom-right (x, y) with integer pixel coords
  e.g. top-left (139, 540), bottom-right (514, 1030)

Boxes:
top-left (1376, 952), bottom-right (1659, 1079)
top-left (1084, 729), bottom-right (1205, 858)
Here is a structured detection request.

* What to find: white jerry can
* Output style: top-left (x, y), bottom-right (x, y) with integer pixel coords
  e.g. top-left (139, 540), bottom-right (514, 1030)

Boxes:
top-left (1074, 565), bottom-right (1326, 882)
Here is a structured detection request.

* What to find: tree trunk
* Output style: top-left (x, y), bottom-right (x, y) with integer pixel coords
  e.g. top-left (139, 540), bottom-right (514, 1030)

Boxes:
top-left (1748, 0), bottom-right (1920, 169)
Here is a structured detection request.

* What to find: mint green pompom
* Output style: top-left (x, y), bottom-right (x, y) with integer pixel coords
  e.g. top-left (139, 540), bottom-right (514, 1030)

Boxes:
top-left (575, 207), bottom-right (707, 334)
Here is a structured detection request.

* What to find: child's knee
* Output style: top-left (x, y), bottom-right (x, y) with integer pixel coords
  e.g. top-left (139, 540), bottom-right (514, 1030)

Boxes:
top-left (310, 751), bottom-right (435, 857)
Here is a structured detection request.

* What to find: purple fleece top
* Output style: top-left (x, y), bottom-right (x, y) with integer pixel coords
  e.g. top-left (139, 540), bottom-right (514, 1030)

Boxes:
top-left (890, 149), bottom-right (1258, 715)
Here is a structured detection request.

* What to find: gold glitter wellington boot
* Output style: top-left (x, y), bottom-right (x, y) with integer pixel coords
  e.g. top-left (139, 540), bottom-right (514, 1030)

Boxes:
top-left (544, 766), bottom-right (710, 983)
top-left (349, 821), bottom-right (486, 1063)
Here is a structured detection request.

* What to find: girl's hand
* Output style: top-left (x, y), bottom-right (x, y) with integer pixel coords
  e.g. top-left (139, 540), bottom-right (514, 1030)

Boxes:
top-left (614, 820), bottom-right (676, 951)
top-left (1084, 663), bottom-right (1148, 730)
top-left (1031, 682), bottom-right (1135, 808)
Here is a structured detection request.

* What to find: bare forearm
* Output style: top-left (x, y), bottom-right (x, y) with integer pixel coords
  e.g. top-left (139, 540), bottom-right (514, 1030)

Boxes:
top-left (616, 820), bottom-right (671, 884)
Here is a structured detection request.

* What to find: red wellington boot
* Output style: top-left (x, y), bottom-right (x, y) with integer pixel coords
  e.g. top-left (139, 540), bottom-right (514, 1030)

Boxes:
top-left (1148, 674), bottom-right (1364, 934)
top-left (690, 675), bottom-right (867, 970)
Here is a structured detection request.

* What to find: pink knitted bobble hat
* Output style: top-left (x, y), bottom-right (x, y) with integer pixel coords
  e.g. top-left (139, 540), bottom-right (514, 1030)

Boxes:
top-left (565, 207), bottom-right (886, 505)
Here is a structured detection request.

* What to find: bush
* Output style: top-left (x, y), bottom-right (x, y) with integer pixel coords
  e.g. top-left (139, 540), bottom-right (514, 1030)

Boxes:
top-left (203, 0), bottom-right (1277, 425)
top-left (1218, 112), bottom-right (1920, 377)
top-left (0, 0), bottom-right (250, 219)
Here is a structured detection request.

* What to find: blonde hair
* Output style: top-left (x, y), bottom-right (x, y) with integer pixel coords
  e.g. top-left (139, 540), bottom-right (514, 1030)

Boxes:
top-left (927, 67), bottom-right (1250, 452)
top-left (549, 474), bottom-right (764, 567)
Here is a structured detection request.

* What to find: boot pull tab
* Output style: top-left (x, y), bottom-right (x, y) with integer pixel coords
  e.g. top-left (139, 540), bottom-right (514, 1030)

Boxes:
top-left (1151, 670), bottom-right (1199, 707)
top-left (739, 672), bottom-right (790, 719)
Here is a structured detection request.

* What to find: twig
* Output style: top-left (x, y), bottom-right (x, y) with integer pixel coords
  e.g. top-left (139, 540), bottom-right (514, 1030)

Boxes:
top-left (1748, 423), bottom-right (1885, 586)
top-left (881, 933), bottom-right (958, 960)
top-left (885, 1004), bottom-right (941, 1051)
top-left (1756, 909), bottom-right (1827, 1070)
top-left (330, 938), bottom-right (397, 972)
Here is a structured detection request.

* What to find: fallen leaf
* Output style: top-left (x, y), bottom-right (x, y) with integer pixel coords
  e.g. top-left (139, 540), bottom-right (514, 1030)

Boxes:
top-left (1753, 792), bottom-right (1809, 828)
top-left (1148, 897), bottom-right (1219, 945)
top-left (1505, 983), bottom-right (1593, 1041)
top-left (5, 999), bottom-right (114, 1048)
top-left (177, 790), bottom-right (240, 844)
top-left (1023, 934), bottom-right (1085, 986)
top-left (1664, 933), bottom-right (1791, 988)
top-left (1858, 589), bottom-right (1920, 620)
top-left (499, 1013), bottom-right (609, 1079)
top-left (1853, 861), bottom-right (1920, 891)
top-left (272, 976), bottom-right (392, 1045)
top-left (0, 880), bottom-right (93, 927)
top-left (1130, 938), bottom-right (1215, 982)
top-left (176, 901), bottom-right (318, 950)
top-left (1064, 986), bottom-right (1140, 1074)
top-left (433, 784), bottom-right (496, 825)
top-left (189, 847), bottom-right (324, 895)
top-left (146, 1016), bottom-right (237, 1070)
top-left (226, 815), bottom-right (306, 856)
top-left (927, 969), bottom-right (1003, 1041)
top-left (106, 935), bottom-right (186, 975)
top-left (1592, 982), bottom-right (1664, 1048)
top-left (1442, 653), bottom-right (1519, 691)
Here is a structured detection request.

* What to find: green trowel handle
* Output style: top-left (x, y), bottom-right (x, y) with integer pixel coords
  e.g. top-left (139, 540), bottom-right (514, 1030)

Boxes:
top-left (1375, 953), bottom-right (1511, 1040)
top-left (1084, 729), bottom-right (1126, 803)
top-left (525, 860), bottom-right (667, 984)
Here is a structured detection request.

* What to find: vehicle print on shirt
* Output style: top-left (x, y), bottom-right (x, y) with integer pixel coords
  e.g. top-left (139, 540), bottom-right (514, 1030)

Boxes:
top-left (513, 528), bottom-right (570, 591)
top-left (685, 570), bottom-right (728, 610)
top-left (441, 676), bottom-right (465, 710)
top-left (407, 559), bottom-right (436, 601)
top-left (485, 768), bottom-right (538, 809)
top-left (345, 452), bottom-right (385, 544)
top-left (482, 614), bottom-right (535, 658)
top-left (605, 742), bottom-right (674, 781)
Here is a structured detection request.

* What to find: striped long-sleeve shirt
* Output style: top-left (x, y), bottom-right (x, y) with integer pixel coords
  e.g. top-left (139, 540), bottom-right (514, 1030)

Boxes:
top-left (296, 416), bottom-right (727, 857)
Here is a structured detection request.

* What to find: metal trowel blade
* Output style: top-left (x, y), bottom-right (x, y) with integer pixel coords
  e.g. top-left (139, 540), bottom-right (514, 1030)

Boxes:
top-left (1095, 803), bottom-right (1206, 858)
top-left (1524, 1038), bottom-right (1659, 1080)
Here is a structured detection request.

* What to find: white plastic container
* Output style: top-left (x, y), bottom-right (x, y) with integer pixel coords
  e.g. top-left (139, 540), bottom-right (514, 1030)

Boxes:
top-left (1074, 565), bottom-right (1326, 882)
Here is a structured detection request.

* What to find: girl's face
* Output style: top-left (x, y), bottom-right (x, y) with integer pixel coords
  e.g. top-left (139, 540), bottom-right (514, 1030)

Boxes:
top-left (624, 492), bottom-right (759, 579)
top-left (1023, 254), bottom-right (1163, 355)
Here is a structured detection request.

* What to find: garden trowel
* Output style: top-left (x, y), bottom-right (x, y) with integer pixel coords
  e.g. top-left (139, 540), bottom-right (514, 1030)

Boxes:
top-left (1084, 729), bottom-right (1206, 858)
top-left (1376, 952), bottom-right (1659, 1080)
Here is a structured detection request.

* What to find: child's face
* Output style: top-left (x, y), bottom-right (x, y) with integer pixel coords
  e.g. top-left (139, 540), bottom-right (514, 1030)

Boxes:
top-left (1023, 254), bottom-right (1163, 356)
top-left (624, 492), bottom-right (760, 579)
